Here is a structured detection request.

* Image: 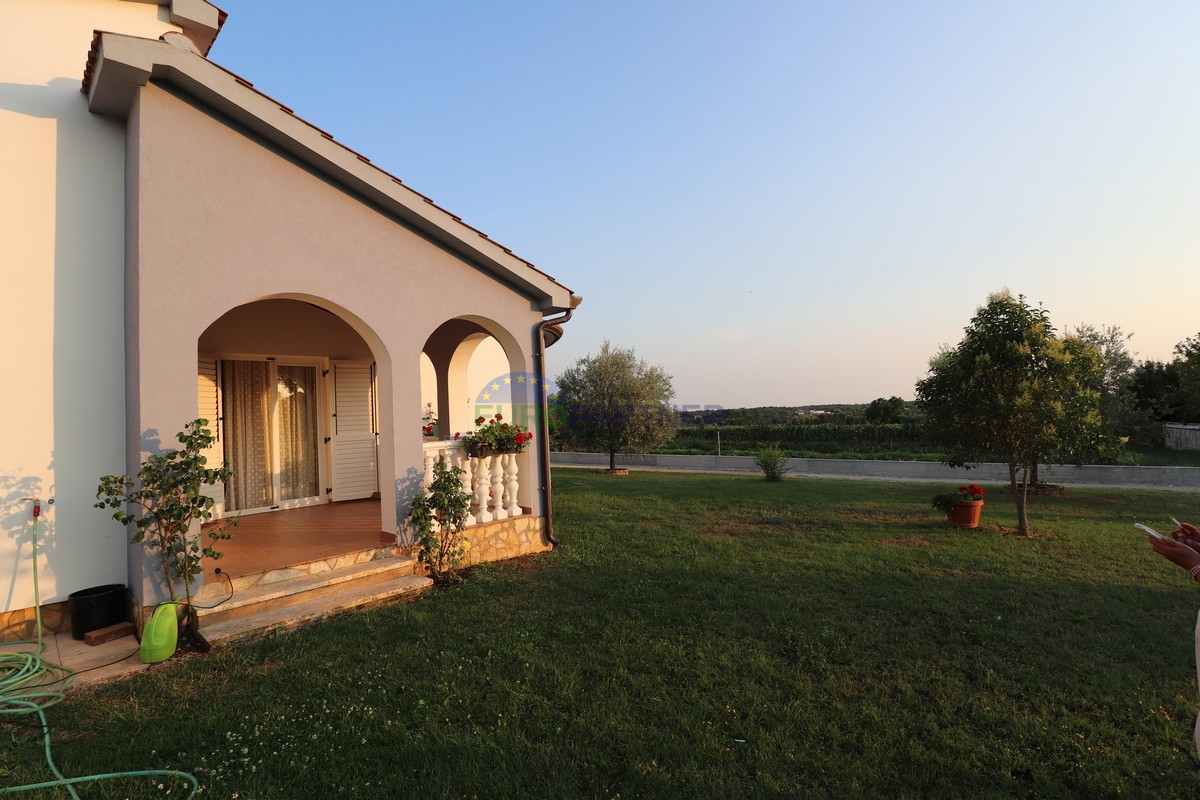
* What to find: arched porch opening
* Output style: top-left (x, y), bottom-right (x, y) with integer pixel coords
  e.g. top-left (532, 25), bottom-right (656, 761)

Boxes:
top-left (421, 317), bottom-right (537, 514)
top-left (196, 296), bottom-right (396, 575)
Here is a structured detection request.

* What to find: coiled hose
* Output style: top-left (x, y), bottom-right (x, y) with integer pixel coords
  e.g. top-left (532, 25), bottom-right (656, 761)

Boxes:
top-left (0, 500), bottom-right (199, 797)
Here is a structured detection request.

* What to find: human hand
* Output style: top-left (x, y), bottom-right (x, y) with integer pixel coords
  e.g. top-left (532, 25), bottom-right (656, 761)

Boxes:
top-left (1151, 534), bottom-right (1200, 573)
top-left (1170, 521), bottom-right (1200, 557)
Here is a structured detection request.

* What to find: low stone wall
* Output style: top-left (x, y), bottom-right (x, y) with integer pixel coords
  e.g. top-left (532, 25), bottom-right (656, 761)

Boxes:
top-left (462, 514), bottom-right (551, 567)
top-left (551, 452), bottom-right (1200, 490)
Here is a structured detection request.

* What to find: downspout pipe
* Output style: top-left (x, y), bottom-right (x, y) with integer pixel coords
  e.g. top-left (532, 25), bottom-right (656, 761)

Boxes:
top-left (533, 303), bottom-right (578, 546)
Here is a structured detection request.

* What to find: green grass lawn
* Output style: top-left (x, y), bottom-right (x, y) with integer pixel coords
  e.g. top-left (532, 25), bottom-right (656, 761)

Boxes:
top-left (5, 471), bottom-right (1200, 798)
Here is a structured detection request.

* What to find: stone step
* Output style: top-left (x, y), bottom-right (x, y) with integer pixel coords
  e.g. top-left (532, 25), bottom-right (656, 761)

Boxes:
top-left (196, 545), bottom-right (401, 603)
top-left (200, 573), bottom-right (433, 647)
top-left (197, 556), bottom-right (418, 628)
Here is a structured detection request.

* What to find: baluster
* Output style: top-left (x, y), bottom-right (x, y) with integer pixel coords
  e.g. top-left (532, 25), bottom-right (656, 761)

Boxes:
top-left (474, 454), bottom-right (493, 523)
top-left (422, 447), bottom-right (440, 531)
top-left (505, 453), bottom-right (522, 516)
top-left (423, 447), bottom-right (435, 489)
top-left (457, 448), bottom-right (476, 527)
top-left (491, 454), bottom-right (508, 520)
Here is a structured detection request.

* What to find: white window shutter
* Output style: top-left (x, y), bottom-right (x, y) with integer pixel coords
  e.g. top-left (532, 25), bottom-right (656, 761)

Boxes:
top-left (331, 361), bottom-right (378, 501)
top-left (197, 356), bottom-right (225, 516)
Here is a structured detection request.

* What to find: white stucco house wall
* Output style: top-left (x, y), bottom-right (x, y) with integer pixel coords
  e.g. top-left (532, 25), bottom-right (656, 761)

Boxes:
top-left (0, 0), bottom-right (579, 635)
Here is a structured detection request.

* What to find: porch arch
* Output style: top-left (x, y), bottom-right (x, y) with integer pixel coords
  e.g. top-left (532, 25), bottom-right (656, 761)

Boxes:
top-left (196, 294), bottom-right (396, 535)
top-left (421, 315), bottom-right (536, 510)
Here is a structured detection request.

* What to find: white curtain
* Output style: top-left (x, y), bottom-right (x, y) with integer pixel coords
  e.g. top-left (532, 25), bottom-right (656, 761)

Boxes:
top-left (277, 365), bottom-right (319, 501)
top-left (222, 360), bottom-right (273, 511)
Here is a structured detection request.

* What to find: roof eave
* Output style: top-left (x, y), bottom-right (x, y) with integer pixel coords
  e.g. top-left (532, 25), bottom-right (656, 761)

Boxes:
top-left (85, 31), bottom-right (575, 311)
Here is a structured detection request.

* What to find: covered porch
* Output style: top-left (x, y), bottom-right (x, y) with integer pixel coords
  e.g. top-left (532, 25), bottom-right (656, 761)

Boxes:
top-left (200, 499), bottom-right (392, 581)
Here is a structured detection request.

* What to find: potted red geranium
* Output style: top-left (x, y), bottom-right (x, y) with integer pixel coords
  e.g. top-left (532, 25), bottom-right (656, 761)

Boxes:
top-left (455, 413), bottom-right (533, 458)
top-left (931, 484), bottom-right (986, 529)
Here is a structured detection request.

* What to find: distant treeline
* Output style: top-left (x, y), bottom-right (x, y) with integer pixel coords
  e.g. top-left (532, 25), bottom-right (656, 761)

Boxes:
top-left (670, 421), bottom-right (925, 450)
top-left (680, 406), bottom-right (854, 426)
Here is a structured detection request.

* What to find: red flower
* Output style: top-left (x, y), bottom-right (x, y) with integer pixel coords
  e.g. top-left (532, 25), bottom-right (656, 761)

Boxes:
top-left (476, 416), bottom-right (485, 425)
top-left (495, 413), bottom-right (503, 421)
top-left (958, 486), bottom-right (968, 492)
top-left (454, 432), bottom-right (460, 440)
top-left (502, 423), bottom-right (509, 429)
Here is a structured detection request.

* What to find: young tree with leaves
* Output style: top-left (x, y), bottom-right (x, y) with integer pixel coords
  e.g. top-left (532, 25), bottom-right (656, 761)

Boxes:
top-left (915, 291), bottom-right (1117, 535)
top-left (95, 419), bottom-right (237, 641)
top-left (552, 341), bottom-right (677, 471)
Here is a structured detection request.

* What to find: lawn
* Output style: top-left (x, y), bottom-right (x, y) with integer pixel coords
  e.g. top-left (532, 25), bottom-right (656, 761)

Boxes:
top-left (4, 471), bottom-right (1200, 798)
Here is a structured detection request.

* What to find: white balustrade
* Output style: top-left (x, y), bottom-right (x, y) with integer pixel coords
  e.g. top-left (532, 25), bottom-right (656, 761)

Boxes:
top-left (420, 441), bottom-right (476, 528)
top-left (419, 441), bottom-right (526, 527)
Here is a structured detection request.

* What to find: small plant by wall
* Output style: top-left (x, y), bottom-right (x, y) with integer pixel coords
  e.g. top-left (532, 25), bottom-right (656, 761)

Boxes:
top-left (95, 419), bottom-right (237, 641)
top-left (408, 457), bottom-right (474, 584)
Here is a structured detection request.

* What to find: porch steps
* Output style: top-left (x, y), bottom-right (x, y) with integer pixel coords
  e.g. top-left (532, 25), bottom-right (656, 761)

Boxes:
top-left (196, 553), bottom-right (433, 647)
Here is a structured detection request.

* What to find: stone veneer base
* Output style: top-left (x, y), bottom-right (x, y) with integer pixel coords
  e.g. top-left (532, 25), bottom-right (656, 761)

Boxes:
top-left (461, 514), bottom-right (551, 566)
top-left (1, 600), bottom-right (71, 643)
top-left (406, 515), bottom-right (551, 572)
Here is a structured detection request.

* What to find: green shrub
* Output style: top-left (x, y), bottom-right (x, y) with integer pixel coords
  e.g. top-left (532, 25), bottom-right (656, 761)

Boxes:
top-left (753, 448), bottom-right (790, 482)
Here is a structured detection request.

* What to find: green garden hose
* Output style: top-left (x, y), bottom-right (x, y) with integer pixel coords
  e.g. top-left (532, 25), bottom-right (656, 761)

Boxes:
top-left (0, 499), bottom-right (199, 797)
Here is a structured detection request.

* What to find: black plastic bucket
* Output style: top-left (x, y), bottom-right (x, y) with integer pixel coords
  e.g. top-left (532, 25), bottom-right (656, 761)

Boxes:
top-left (67, 584), bottom-right (127, 640)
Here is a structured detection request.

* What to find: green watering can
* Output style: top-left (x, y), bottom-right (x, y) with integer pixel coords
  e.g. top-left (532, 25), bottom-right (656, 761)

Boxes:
top-left (140, 601), bottom-right (180, 664)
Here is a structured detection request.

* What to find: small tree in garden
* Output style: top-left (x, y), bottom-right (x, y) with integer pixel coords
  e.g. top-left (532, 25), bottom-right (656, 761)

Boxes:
top-left (553, 340), bottom-right (677, 471)
top-left (408, 457), bottom-right (473, 584)
top-left (95, 419), bottom-right (237, 638)
top-left (915, 291), bottom-right (1117, 535)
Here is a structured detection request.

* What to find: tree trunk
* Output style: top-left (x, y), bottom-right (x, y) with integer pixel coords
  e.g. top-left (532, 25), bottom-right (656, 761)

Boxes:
top-left (1018, 468), bottom-right (1031, 536)
top-left (1009, 461), bottom-right (1030, 536)
top-left (609, 450), bottom-right (617, 471)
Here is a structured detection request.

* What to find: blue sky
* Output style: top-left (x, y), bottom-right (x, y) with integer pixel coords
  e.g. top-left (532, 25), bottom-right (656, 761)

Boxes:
top-left (210, 1), bottom-right (1200, 407)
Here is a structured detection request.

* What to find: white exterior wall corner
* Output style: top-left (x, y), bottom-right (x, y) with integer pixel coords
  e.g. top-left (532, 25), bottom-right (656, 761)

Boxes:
top-left (0, 1), bottom-right (188, 613)
top-left (125, 84), bottom-right (550, 564)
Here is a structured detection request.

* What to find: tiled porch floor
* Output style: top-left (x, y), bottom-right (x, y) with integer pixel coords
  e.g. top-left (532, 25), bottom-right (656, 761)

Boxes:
top-left (201, 499), bottom-right (394, 580)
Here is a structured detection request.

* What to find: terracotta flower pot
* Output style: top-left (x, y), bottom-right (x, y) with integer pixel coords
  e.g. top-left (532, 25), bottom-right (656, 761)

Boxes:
top-left (946, 499), bottom-right (984, 529)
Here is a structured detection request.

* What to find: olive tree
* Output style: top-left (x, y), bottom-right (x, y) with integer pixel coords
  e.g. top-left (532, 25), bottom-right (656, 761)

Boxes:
top-left (552, 341), bottom-right (677, 471)
top-left (915, 291), bottom-right (1116, 535)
